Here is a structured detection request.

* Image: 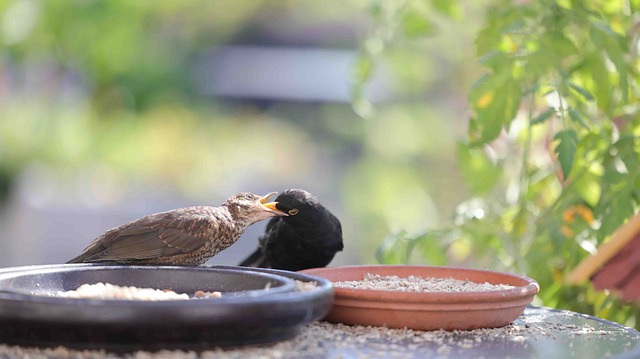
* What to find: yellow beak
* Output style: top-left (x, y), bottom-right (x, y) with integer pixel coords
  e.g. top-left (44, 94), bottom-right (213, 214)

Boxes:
top-left (260, 192), bottom-right (288, 216)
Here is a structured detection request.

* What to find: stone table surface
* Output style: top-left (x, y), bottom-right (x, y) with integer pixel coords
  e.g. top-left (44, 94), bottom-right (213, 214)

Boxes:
top-left (1, 306), bottom-right (639, 359)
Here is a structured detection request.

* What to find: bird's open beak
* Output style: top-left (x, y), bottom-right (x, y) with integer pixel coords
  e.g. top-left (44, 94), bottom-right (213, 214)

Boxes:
top-left (260, 192), bottom-right (288, 216)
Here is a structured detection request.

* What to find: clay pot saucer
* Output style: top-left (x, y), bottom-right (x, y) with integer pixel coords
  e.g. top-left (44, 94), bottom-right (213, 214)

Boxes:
top-left (302, 265), bottom-right (539, 331)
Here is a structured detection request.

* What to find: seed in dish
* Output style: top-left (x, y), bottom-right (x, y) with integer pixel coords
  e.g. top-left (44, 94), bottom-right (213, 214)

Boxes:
top-left (56, 282), bottom-right (222, 300)
top-left (332, 274), bottom-right (515, 292)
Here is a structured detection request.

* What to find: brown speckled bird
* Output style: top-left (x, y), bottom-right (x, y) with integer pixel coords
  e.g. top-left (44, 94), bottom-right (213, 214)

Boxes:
top-left (67, 192), bottom-right (287, 265)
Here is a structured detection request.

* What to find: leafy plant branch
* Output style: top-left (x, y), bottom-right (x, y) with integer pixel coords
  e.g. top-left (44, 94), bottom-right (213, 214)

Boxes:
top-left (369, 0), bottom-right (640, 328)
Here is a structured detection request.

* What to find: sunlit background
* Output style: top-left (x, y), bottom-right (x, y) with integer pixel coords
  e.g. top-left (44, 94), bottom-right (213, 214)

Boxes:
top-left (0, 1), bottom-right (480, 267)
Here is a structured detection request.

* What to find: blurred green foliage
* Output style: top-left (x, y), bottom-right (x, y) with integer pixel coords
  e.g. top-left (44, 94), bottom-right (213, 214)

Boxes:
top-left (1, 0), bottom-right (265, 110)
top-left (0, 1), bottom-right (357, 200)
top-left (374, 0), bottom-right (640, 329)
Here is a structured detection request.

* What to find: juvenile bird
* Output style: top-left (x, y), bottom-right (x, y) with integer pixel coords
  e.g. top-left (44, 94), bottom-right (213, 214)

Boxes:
top-left (238, 189), bottom-right (343, 271)
top-left (67, 192), bottom-right (287, 265)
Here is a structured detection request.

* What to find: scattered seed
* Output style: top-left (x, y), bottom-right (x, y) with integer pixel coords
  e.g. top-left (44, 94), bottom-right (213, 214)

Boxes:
top-left (57, 283), bottom-right (223, 301)
top-left (56, 283), bottom-right (190, 301)
top-left (295, 280), bottom-right (318, 292)
top-left (333, 273), bottom-right (515, 292)
top-left (1, 311), bottom-right (632, 358)
top-left (192, 290), bottom-right (222, 299)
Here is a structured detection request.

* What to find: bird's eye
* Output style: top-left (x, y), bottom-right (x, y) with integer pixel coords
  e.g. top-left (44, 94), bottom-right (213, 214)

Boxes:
top-left (288, 209), bottom-right (299, 216)
top-left (244, 194), bottom-right (255, 200)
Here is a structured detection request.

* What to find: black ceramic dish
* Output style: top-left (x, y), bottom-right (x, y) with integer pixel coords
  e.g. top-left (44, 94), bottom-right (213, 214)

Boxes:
top-left (0, 265), bottom-right (297, 299)
top-left (0, 264), bottom-right (334, 351)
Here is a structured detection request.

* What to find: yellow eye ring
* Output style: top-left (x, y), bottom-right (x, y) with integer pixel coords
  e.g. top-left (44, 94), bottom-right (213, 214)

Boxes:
top-left (288, 209), bottom-right (299, 216)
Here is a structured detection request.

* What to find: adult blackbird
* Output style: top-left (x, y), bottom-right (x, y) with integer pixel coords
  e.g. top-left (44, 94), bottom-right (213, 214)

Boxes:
top-left (67, 192), bottom-right (287, 265)
top-left (238, 189), bottom-right (343, 271)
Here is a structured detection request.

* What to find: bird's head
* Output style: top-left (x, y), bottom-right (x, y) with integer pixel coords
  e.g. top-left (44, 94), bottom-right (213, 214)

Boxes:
top-left (223, 192), bottom-right (288, 225)
top-left (274, 189), bottom-right (320, 225)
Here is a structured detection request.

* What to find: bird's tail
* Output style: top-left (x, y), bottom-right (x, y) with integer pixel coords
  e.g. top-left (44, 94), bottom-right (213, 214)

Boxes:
top-left (66, 254), bottom-right (88, 264)
top-left (238, 248), bottom-right (269, 268)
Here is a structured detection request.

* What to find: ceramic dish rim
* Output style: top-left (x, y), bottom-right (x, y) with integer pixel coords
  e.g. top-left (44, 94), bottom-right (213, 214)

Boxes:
top-left (302, 265), bottom-right (540, 304)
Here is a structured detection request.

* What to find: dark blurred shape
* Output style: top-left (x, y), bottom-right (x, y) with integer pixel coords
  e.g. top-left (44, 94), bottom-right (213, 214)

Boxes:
top-left (568, 211), bottom-right (640, 302)
top-left (592, 234), bottom-right (640, 302)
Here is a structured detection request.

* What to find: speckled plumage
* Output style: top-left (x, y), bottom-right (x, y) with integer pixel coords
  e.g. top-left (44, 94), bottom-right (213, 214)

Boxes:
top-left (67, 192), bottom-right (286, 265)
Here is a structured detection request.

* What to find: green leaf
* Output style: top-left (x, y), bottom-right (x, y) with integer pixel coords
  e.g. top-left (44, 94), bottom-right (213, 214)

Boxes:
top-left (590, 24), bottom-right (629, 101)
top-left (583, 51), bottom-right (612, 110)
top-left (574, 172), bottom-right (602, 207)
top-left (475, 25), bottom-right (500, 57)
top-left (470, 73), bottom-right (490, 90)
top-left (478, 50), bottom-right (510, 70)
top-left (554, 130), bottom-right (578, 179)
top-left (569, 83), bottom-right (595, 101)
top-left (525, 32), bottom-right (579, 75)
top-left (531, 107), bottom-right (555, 125)
top-left (456, 142), bottom-right (501, 195)
top-left (598, 193), bottom-right (634, 239)
top-left (616, 135), bottom-right (640, 174)
top-left (469, 71), bottom-right (522, 144)
top-left (568, 108), bottom-right (590, 130)
top-left (376, 231), bottom-right (411, 264)
top-left (542, 32), bottom-right (579, 58)
top-left (413, 230), bottom-right (450, 266)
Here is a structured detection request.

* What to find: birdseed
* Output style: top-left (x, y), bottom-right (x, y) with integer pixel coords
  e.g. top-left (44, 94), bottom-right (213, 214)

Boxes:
top-left (0, 311), bottom-right (633, 359)
top-left (55, 279), bottom-right (314, 301)
top-left (192, 290), bottom-right (223, 299)
top-left (56, 282), bottom-right (221, 301)
top-left (332, 273), bottom-right (515, 292)
top-left (295, 280), bottom-right (318, 292)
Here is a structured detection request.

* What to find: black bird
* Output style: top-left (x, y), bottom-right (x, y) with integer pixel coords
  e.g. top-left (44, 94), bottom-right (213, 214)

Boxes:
top-left (67, 192), bottom-right (287, 265)
top-left (239, 189), bottom-right (344, 271)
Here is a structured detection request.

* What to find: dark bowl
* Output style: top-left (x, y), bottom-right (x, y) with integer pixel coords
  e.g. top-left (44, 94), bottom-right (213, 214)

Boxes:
top-left (0, 264), bottom-right (296, 302)
top-left (0, 264), bottom-right (334, 351)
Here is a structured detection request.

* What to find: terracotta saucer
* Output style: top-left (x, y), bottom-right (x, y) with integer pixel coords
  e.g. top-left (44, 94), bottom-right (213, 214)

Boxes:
top-left (301, 265), bottom-right (539, 331)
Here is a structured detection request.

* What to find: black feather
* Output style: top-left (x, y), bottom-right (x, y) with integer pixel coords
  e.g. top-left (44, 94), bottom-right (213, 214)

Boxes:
top-left (238, 189), bottom-right (344, 271)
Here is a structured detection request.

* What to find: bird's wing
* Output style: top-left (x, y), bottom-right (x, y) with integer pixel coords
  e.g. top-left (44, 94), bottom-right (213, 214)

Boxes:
top-left (263, 215), bottom-right (280, 234)
top-left (329, 212), bottom-right (344, 251)
top-left (70, 213), bottom-right (212, 262)
top-left (237, 247), bottom-right (269, 267)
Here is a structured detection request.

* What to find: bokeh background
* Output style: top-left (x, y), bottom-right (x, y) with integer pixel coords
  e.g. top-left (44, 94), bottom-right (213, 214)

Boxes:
top-left (0, 1), bottom-right (477, 267)
top-left (1, 0), bottom-right (640, 329)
